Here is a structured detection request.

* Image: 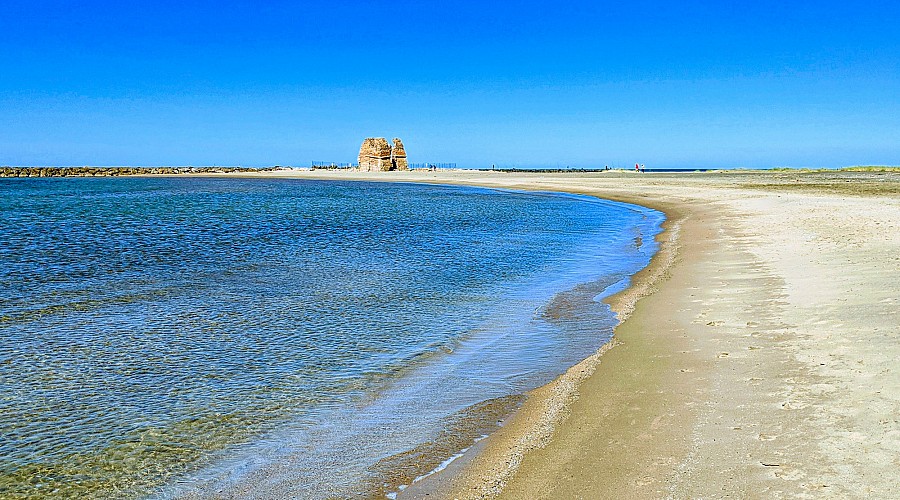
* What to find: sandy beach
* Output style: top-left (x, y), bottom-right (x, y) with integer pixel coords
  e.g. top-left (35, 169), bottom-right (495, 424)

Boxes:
top-left (234, 168), bottom-right (899, 498)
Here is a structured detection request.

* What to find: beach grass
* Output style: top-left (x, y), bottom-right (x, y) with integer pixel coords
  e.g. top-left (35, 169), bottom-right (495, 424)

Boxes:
top-left (841, 165), bottom-right (900, 172)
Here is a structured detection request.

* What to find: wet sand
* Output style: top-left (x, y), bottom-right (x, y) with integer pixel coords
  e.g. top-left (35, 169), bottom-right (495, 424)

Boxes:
top-left (233, 169), bottom-right (900, 498)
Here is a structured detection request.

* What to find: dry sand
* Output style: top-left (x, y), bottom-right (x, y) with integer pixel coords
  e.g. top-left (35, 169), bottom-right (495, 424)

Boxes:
top-left (235, 169), bottom-right (900, 498)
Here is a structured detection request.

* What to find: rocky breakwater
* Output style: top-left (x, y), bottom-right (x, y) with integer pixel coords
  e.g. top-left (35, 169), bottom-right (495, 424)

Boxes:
top-left (391, 138), bottom-right (409, 171)
top-left (0, 166), bottom-right (273, 178)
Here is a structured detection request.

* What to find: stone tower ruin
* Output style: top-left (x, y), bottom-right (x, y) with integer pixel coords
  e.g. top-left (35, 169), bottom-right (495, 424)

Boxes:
top-left (357, 137), bottom-right (409, 171)
top-left (391, 138), bottom-right (408, 170)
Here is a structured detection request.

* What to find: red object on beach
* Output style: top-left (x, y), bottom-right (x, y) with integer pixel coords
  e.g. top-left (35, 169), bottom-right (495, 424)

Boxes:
top-left (635, 163), bottom-right (639, 171)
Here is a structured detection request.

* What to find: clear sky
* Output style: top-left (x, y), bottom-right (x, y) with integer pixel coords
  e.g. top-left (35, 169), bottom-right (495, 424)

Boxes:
top-left (1, 0), bottom-right (898, 168)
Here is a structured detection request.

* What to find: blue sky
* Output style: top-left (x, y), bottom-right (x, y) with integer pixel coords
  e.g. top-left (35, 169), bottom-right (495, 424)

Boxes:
top-left (1, 0), bottom-right (898, 168)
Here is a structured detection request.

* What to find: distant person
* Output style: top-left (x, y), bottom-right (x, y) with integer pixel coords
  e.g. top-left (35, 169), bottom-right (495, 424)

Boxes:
top-left (635, 163), bottom-right (640, 172)
top-left (640, 164), bottom-right (646, 173)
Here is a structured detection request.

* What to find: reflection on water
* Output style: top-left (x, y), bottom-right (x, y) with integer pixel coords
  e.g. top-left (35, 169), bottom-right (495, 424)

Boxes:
top-left (0, 178), bottom-right (663, 498)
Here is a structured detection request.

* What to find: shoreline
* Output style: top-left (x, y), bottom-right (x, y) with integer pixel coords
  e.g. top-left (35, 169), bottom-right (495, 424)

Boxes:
top-left (223, 170), bottom-right (704, 497)
top-left (150, 174), bottom-right (668, 499)
top-left (388, 196), bottom-right (677, 500)
top-left (422, 188), bottom-right (694, 499)
top-left (222, 169), bottom-right (900, 498)
top-left (0, 169), bottom-right (676, 500)
top-left (390, 176), bottom-right (688, 499)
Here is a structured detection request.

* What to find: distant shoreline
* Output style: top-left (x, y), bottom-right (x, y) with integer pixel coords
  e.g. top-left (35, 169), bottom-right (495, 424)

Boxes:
top-left (2, 165), bottom-right (897, 178)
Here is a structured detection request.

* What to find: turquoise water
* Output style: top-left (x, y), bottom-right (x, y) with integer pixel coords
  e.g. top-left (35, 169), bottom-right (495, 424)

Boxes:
top-left (0, 177), bottom-right (663, 498)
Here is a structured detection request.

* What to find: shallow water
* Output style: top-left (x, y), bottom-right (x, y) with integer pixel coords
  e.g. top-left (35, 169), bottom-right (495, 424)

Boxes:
top-left (0, 177), bottom-right (663, 498)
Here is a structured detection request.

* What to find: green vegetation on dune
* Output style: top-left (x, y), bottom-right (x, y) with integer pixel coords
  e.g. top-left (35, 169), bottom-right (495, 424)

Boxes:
top-left (841, 166), bottom-right (900, 172)
top-left (767, 166), bottom-right (899, 173)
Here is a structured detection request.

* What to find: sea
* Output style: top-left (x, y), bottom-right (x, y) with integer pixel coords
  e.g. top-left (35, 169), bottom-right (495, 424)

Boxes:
top-left (0, 177), bottom-right (664, 499)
